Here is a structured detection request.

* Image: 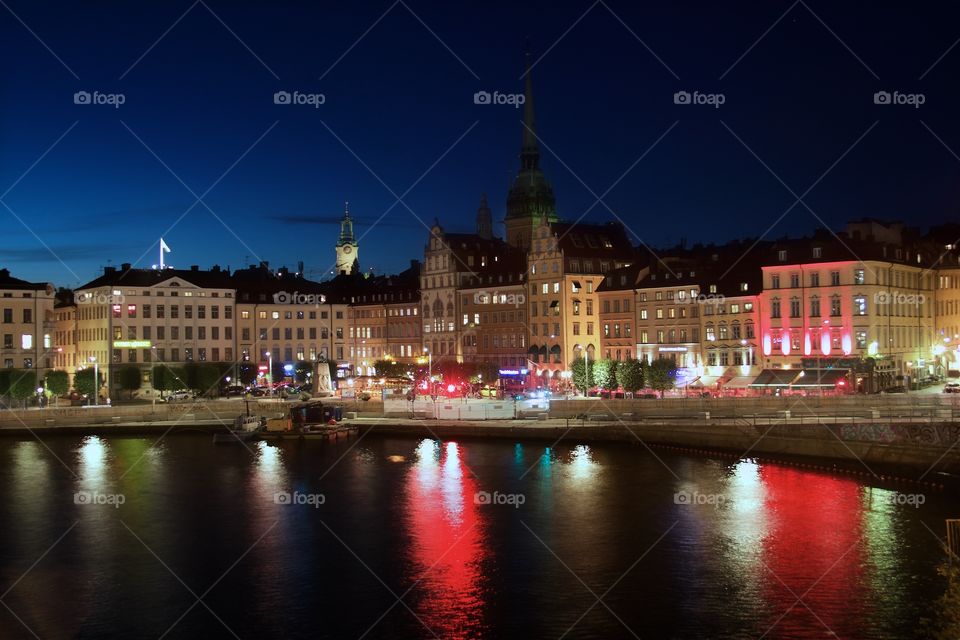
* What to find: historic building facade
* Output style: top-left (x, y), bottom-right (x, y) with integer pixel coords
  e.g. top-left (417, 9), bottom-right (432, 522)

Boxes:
top-left (0, 269), bottom-right (55, 375)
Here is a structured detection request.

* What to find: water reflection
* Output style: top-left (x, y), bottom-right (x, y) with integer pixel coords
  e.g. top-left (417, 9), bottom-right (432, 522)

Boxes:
top-left (404, 439), bottom-right (488, 638)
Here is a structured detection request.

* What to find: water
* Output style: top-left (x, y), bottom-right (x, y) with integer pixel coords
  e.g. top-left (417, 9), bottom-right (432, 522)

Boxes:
top-left (0, 433), bottom-right (953, 639)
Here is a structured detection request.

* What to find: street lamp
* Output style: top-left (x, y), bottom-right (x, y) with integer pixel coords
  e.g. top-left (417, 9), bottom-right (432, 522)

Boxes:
top-left (89, 356), bottom-right (98, 406)
top-left (264, 351), bottom-right (273, 397)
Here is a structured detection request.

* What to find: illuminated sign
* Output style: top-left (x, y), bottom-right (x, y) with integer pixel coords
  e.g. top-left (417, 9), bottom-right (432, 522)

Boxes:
top-left (658, 346), bottom-right (687, 353)
top-left (113, 340), bottom-right (152, 348)
top-left (498, 368), bottom-right (529, 376)
top-left (258, 365), bottom-right (269, 371)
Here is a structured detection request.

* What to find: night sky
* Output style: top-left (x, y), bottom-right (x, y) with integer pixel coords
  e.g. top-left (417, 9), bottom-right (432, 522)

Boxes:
top-left (3, 1), bottom-right (960, 286)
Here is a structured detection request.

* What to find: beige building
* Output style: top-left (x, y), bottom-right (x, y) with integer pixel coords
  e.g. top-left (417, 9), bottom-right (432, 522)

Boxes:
top-left (70, 264), bottom-right (236, 398)
top-left (525, 220), bottom-right (634, 385)
top-left (0, 269), bottom-right (55, 375)
top-left (233, 263), bottom-right (350, 382)
top-left (758, 227), bottom-right (937, 390)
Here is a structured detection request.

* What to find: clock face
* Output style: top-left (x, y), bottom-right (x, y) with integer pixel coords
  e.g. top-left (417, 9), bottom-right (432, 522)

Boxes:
top-left (343, 245), bottom-right (352, 254)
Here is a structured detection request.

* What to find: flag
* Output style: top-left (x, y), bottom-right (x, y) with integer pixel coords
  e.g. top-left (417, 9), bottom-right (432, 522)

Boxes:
top-left (160, 238), bottom-right (171, 253)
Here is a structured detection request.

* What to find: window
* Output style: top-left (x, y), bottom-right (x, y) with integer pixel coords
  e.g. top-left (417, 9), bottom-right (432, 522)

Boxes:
top-left (831, 271), bottom-right (840, 286)
top-left (813, 247), bottom-right (822, 258)
top-left (810, 297), bottom-right (821, 317)
top-left (778, 250), bottom-right (787, 262)
top-left (854, 269), bottom-right (865, 285)
top-left (21, 334), bottom-right (32, 349)
top-left (810, 272), bottom-right (819, 287)
top-left (830, 296), bottom-right (841, 316)
top-left (856, 330), bottom-right (867, 349)
top-left (854, 296), bottom-right (867, 315)
top-left (771, 299), bottom-right (781, 318)
top-left (789, 298), bottom-right (800, 318)
top-left (771, 275), bottom-right (780, 289)
top-left (790, 274), bottom-right (799, 288)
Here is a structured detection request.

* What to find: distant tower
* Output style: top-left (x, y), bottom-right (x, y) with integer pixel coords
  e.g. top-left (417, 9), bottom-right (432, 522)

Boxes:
top-left (335, 203), bottom-right (358, 275)
top-left (505, 50), bottom-right (557, 250)
top-left (476, 193), bottom-right (493, 240)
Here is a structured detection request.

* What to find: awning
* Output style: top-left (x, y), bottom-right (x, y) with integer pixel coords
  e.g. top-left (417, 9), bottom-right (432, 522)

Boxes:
top-left (792, 369), bottom-right (850, 387)
top-left (690, 376), bottom-right (720, 387)
top-left (549, 300), bottom-right (559, 308)
top-left (676, 376), bottom-right (700, 388)
top-left (724, 375), bottom-right (757, 389)
top-left (750, 369), bottom-right (802, 387)
top-left (572, 281), bottom-right (582, 289)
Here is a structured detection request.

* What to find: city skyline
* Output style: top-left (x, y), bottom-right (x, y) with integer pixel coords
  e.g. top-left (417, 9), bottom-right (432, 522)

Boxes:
top-left (4, 1), bottom-right (960, 285)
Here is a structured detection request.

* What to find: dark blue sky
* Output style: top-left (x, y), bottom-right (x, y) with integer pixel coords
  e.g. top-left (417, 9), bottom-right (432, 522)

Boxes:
top-left (2, 1), bottom-right (960, 286)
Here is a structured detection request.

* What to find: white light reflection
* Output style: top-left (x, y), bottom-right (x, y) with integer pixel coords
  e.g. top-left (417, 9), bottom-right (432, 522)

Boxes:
top-left (77, 435), bottom-right (108, 488)
top-left (567, 445), bottom-right (599, 483)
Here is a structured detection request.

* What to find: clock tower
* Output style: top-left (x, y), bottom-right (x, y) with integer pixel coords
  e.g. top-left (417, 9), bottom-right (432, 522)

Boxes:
top-left (335, 203), bottom-right (358, 275)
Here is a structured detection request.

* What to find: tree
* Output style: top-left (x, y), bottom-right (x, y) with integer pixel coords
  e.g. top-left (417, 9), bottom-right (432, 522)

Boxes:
top-left (116, 365), bottom-right (142, 400)
top-left (237, 362), bottom-right (257, 386)
top-left (74, 367), bottom-right (102, 399)
top-left (294, 360), bottom-right (313, 383)
top-left (646, 358), bottom-right (677, 397)
top-left (474, 360), bottom-right (500, 385)
top-left (9, 370), bottom-right (37, 408)
top-left (373, 359), bottom-right (406, 378)
top-left (196, 363), bottom-right (222, 397)
top-left (45, 370), bottom-right (69, 405)
top-left (151, 365), bottom-right (184, 397)
top-left (571, 357), bottom-right (595, 395)
top-left (0, 369), bottom-right (10, 397)
top-left (593, 359), bottom-right (619, 391)
top-left (616, 359), bottom-right (644, 394)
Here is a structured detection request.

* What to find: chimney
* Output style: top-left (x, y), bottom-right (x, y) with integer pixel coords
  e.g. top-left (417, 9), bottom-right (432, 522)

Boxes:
top-left (121, 263), bottom-right (131, 271)
top-left (104, 266), bottom-right (116, 275)
top-left (190, 265), bottom-right (199, 271)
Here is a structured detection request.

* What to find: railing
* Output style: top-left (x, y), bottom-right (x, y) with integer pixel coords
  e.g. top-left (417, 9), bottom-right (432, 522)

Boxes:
top-left (947, 520), bottom-right (960, 565)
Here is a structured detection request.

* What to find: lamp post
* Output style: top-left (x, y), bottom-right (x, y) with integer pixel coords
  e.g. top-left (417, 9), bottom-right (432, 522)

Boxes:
top-left (89, 356), bottom-right (98, 406)
top-left (264, 351), bottom-right (273, 397)
top-left (583, 347), bottom-right (589, 397)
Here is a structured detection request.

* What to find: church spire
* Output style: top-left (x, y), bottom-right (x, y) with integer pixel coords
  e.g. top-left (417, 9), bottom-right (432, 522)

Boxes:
top-left (520, 51), bottom-right (539, 173)
top-left (338, 202), bottom-right (355, 245)
top-left (476, 193), bottom-right (492, 240)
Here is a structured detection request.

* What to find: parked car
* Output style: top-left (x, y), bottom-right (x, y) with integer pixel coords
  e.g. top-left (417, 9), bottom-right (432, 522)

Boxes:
top-left (222, 385), bottom-right (246, 397)
top-left (882, 385), bottom-right (907, 394)
top-left (944, 383), bottom-right (960, 394)
top-left (165, 390), bottom-right (194, 402)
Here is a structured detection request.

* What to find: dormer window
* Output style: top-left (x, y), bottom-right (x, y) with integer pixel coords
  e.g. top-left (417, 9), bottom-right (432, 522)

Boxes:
top-left (740, 282), bottom-right (748, 292)
top-left (778, 250), bottom-right (787, 262)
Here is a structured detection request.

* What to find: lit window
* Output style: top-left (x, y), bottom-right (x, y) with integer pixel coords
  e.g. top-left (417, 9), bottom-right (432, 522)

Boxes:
top-left (21, 334), bottom-right (32, 349)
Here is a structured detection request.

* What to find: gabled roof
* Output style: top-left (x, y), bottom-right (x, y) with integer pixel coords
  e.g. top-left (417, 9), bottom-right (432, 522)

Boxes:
top-left (0, 268), bottom-right (51, 292)
top-left (77, 264), bottom-right (233, 290)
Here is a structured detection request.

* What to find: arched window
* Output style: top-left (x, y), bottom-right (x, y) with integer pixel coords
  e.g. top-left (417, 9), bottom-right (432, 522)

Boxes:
top-left (432, 299), bottom-right (443, 318)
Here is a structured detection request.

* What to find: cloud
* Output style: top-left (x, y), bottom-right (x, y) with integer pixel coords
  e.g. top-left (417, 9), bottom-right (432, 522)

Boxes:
top-left (0, 243), bottom-right (126, 263)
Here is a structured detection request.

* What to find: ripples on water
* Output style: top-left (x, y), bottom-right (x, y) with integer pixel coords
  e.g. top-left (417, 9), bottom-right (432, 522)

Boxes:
top-left (0, 434), bottom-right (953, 639)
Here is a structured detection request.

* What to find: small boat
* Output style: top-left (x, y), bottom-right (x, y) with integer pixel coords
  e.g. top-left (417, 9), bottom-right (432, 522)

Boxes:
top-left (213, 415), bottom-right (264, 444)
